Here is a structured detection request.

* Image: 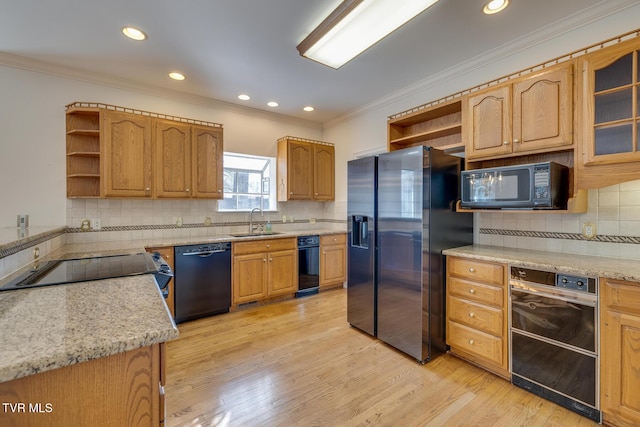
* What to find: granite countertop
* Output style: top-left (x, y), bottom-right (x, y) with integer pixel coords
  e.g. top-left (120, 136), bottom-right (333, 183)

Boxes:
top-left (0, 227), bottom-right (345, 383)
top-left (443, 245), bottom-right (640, 283)
top-left (0, 274), bottom-right (178, 383)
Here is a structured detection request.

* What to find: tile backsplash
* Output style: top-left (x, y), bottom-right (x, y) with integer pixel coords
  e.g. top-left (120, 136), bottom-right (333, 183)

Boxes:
top-left (475, 179), bottom-right (640, 260)
top-left (66, 199), bottom-right (346, 244)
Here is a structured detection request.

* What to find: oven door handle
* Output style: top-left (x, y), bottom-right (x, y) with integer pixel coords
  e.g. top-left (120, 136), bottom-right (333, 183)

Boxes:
top-left (510, 281), bottom-right (597, 306)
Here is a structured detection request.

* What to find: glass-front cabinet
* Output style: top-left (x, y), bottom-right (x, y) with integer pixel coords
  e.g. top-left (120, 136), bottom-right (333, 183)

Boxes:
top-left (581, 38), bottom-right (640, 165)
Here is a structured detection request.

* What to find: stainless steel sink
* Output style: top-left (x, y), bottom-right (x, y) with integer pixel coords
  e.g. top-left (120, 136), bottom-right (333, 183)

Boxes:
top-left (229, 232), bottom-right (284, 238)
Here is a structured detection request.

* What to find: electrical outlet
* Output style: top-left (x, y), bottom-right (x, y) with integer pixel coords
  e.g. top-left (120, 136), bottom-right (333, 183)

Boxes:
top-left (176, 216), bottom-right (183, 227)
top-left (80, 219), bottom-right (91, 232)
top-left (204, 216), bottom-right (211, 226)
top-left (309, 218), bottom-right (316, 224)
top-left (282, 215), bottom-right (287, 223)
top-left (33, 247), bottom-right (40, 259)
top-left (582, 222), bottom-right (597, 240)
top-left (91, 218), bottom-right (101, 230)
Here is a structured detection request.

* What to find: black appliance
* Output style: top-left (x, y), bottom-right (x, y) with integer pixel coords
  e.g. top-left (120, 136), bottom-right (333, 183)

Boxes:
top-left (510, 265), bottom-right (600, 422)
top-left (296, 235), bottom-right (320, 297)
top-left (347, 146), bottom-right (474, 362)
top-left (460, 161), bottom-right (568, 210)
top-left (0, 252), bottom-right (173, 295)
top-left (174, 242), bottom-right (231, 323)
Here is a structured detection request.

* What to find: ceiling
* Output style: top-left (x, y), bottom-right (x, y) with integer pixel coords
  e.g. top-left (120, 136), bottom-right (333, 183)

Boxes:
top-left (0, 0), bottom-right (634, 124)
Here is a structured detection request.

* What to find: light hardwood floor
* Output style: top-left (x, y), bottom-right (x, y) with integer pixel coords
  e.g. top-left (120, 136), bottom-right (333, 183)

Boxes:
top-left (165, 288), bottom-right (599, 427)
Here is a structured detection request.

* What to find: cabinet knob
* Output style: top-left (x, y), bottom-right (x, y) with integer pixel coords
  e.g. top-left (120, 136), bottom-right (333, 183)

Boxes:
top-left (290, 192), bottom-right (293, 195)
top-left (323, 251), bottom-right (326, 254)
top-left (469, 312), bottom-right (475, 318)
top-left (469, 289), bottom-right (476, 294)
top-left (469, 339), bottom-right (474, 345)
top-left (333, 238), bottom-right (337, 242)
top-left (266, 244), bottom-right (270, 248)
top-left (185, 188), bottom-right (190, 192)
top-left (315, 192), bottom-right (318, 196)
top-left (263, 258), bottom-right (267, 262)
top-left (468, 268), bottom-right (476, 273)
top-left (218, 190), bottom-right (221, 193)
top-left (513, 138), bottom-right (520, 144)
top-left (269, 257), bottom-right (273, 262)
top-left (145, 187), bottom-right (151, 191)
top-left (503, 140), bottom-right (510, 145)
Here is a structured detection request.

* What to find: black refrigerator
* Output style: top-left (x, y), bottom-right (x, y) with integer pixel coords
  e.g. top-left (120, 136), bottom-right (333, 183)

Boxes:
top-left (347, 146), bottom-right (473, 363)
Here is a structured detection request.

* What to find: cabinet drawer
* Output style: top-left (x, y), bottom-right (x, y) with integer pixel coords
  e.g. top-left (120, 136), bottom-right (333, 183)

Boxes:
top-left (321, 233), bottom-right (346, 246)
top-left (448, 321), bottom-right (504, 366)
top-left (602, 278), bottom-right (640, 315)
top-left (449, 276), bottom-right (503, 307)
top-left (448, 296), bottom-right (503, 336)
top-left (449, 257), bottom-right (504, 285)
top-left (233, 237), bottom-right (296, 255)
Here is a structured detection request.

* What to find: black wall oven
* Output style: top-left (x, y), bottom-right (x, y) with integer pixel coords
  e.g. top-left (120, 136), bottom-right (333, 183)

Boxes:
top-left (509, 265), bottom-right (600, 422)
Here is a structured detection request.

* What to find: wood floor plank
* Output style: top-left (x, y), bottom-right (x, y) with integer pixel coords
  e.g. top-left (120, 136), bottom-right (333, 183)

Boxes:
top-left (165, 287), bottom-right (600, 427)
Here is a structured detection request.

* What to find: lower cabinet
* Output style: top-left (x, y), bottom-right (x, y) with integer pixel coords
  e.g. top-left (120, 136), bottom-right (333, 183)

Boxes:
top-left (600, 278), bottom-right (640, 427)
top-left (0, 343), bottom-right (165, 426)
top-left (446, 256), bottom-right (509, 379)
top-left (232, 237), bottom-right (297, 304)
top-left (146, 246), bottom-right (175, 319)
top-left (320, 233), bottom-right (346, 288)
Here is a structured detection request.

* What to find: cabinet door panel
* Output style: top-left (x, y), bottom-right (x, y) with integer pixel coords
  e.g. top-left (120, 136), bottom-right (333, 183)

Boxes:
top-left (103, 112), bottom-right (152, 197)
top-left (465, 85), bottom-right (512, 159)
top-left (192, 126), bottom-right (223, 199)
top-left (268, 249), bottom-right (297, 296)
top-left (313, 145), bottom-right (335, 200)
top-left (233, 253), bottom-right (267, 303)
top-left (513, 64), bottom-right (573, 153)
top-left (320, 244), bottom-right (345, 287)
top-left (288, 142), bottom-right (313, 199)
top-left (155, 120), bottom-right (191, 198)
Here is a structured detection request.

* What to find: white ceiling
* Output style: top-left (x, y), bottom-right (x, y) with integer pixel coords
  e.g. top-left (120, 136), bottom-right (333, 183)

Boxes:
top-left (0, 0), bottom-right (635, 123)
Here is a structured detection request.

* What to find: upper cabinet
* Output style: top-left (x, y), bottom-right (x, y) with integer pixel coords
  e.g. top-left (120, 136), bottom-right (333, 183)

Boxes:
top-left (66, 103), bottom-right (224, 199)
top-left (387, 99), bottom-right (462, 153)
top-left (277, 136), bottom-right (335, 201)
top-left (577, 36), bottom-right (640, 188)
top-left (464, 62), bottom-right (573, 161)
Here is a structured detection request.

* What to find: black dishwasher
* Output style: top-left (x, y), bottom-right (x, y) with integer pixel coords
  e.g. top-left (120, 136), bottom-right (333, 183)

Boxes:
top-left (174, 242), bottom-right (231, 324)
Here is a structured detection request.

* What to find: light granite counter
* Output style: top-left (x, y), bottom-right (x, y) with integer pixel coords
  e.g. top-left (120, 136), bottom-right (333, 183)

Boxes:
top-left (0, 274), bottom-right (178, 383)
top-left (443, 245), bottom-right (640, 283)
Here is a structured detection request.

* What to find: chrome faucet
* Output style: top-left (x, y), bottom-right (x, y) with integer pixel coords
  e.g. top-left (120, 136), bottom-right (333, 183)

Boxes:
top-left (249, 207), bottom-right (263, 234)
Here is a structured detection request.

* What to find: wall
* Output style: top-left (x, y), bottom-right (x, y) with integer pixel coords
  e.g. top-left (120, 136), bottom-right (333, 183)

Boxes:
top-left (324, 3), bottom-right (640, 260)
top-left (0, 64), bottom-right (332, 232)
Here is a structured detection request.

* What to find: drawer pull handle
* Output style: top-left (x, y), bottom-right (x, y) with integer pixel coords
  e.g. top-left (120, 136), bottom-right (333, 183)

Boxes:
top-left (468, 268), bottom-right (476, 273)
top-left (267, 244), bottom-right (270, 248)
top-left (263, 258), bottom-right (267, 262)
top-left (469, 312), bottom-right (475, 318)
top-left (469, 289), bottom-right (475, 294)
top-left (469, 339), bottom-right (474, 345)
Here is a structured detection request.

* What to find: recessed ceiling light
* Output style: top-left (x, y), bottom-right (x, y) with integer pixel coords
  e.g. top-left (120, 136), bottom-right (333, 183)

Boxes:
top-left (303, 106), bottom-right (315, 112)
top-left (267, 101), bottom-right (279, 107)
top-left (169, 72), bottom-right (185, 81)
top-left (238, 94), bottom-right (251, 101)
top-left (122, 27), bottom-right (147, 41)
top-left (483, 0), bottom-right (509, 14)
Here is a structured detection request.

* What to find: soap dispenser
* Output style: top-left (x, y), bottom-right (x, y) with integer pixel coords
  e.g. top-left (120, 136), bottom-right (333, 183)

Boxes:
top-left (265, 217), bottom-right (272, 233)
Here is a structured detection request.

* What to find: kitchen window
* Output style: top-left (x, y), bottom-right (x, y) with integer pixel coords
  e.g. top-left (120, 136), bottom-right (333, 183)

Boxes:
top-left (218, 152), bottom-right (277, 212)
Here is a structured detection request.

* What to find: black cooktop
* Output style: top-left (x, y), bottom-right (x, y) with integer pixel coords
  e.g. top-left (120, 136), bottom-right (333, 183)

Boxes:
top-left (0, 253), bottom-right (159, 291)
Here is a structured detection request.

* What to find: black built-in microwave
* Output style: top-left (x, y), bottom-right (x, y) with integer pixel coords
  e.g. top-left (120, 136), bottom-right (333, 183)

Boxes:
top-left (460, 162), bottom-right (569, 209)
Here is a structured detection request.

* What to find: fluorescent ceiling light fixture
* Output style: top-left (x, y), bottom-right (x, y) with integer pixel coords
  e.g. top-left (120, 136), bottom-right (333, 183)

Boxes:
top-left (122, 27), bottom-right (147, 41)
top-left (483, 0), bottom-right (509, 14)
top-left (238, 94), bottom-right (251, 101)
top-left (297, 0), bottom-right (439, 69)
top-left (169, 72), bottom-right (185, 81)
top-left (303, 106), bottom-right (315, 112)
top-left (267, 101), bottom-right (279, 107)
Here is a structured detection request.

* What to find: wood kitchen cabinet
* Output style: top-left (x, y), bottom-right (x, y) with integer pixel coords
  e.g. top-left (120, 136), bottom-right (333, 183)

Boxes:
top-left (232, 237), bottom-right (297, 305)
top-left (320, 233), bottom-right (346, 289)
top-left (277, 136), bottom-right (335, 201)
top-left (0, 343), bottom-right (165, 426)
top-left (103, 110), bottom-right (154, 197)
top-left (463, 62), bottom-right (573, 161)
top-left (154, 121), bottom-right (224, 199)
top-left (65, 102), bottom-right (223, 199)
top-left (576, 37), bottom-right (640, 189)
top-left (146, 246), bottom-right (175, 319)
top-left (446, 256), bottom-right (509, 379)
top-left (600, 277), bottom-right (640, 427)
